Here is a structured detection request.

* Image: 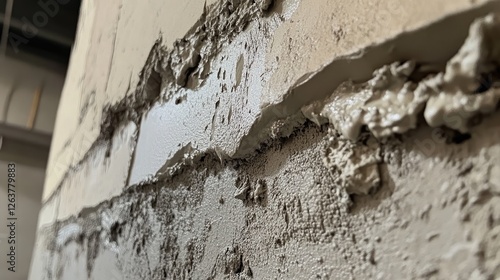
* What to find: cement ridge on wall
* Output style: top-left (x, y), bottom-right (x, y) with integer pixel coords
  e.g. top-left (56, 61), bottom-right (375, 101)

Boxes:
top-left (42, 0), bottom-right (500, 214)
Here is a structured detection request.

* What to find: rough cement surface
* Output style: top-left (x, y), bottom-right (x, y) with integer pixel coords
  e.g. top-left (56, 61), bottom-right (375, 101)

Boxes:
top-left (43, 0), bottom-right (488, 201)
top-left (304, 14), bottom-right (500, 140)
top-left (30, 0), bottom-right (500, 279)
top-left (33, 116), bottom-right (500, 279)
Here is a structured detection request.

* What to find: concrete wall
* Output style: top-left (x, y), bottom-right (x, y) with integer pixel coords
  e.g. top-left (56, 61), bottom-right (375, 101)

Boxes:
top-left (30, 0), bottom-right (500, 279)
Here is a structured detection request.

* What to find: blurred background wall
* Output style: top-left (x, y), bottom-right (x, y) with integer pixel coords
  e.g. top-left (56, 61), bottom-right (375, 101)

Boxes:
top-left (0, 1), bottom-right (81, 279)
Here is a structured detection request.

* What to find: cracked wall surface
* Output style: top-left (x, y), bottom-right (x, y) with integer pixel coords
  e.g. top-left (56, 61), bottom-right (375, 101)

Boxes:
top-left (31, 0), bottom-right (500, 279)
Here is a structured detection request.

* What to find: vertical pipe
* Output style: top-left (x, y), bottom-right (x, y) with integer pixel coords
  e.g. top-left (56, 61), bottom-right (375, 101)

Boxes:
top-left (27, 84), bottom-right (43, 130)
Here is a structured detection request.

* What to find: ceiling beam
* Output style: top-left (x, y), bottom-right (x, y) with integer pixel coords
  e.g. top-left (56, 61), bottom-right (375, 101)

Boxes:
top-left (0, 123), bottom-right (51, 168)
top-left (0, 122), bottom-right (52, 148)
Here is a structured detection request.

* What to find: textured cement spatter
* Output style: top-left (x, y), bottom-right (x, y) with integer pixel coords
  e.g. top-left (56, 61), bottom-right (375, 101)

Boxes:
top-left (304, 14), bottom-right (500, 141)
top-left (30, 0), bottom-right (500, 279)
top-left (32, 115), bottom-right (500, 279)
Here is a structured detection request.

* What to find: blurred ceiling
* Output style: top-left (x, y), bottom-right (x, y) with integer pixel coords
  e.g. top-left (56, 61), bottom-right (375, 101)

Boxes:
top-left (0, 0), bottom-right (81, 71)
top-left (0, 0), bottom-right (81, 167)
